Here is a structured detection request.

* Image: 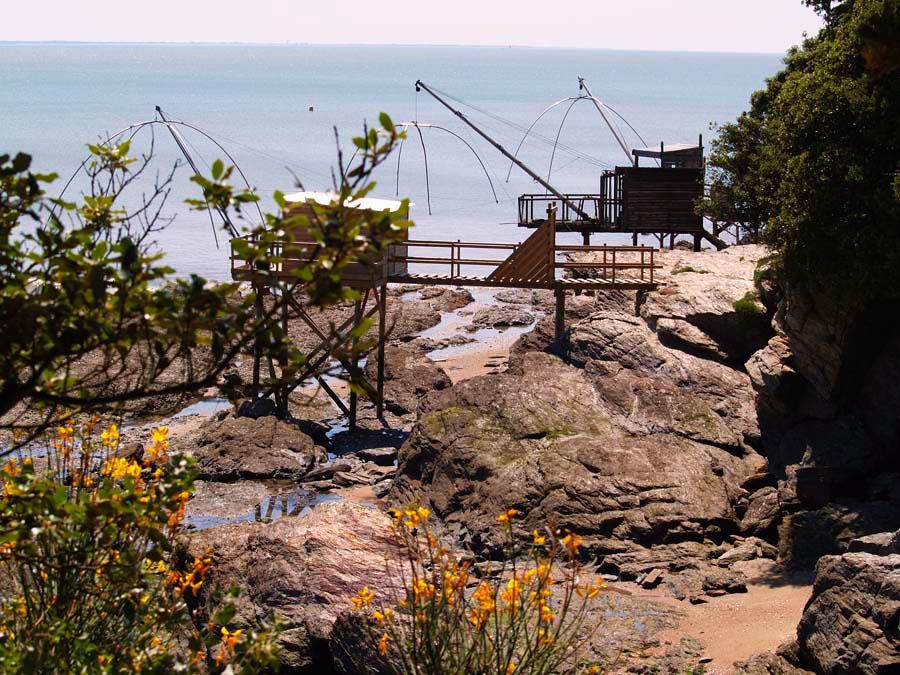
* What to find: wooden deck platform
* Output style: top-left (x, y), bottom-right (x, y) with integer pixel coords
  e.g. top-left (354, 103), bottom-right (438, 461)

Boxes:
top-left (232, 203), bottom-right (660, 429)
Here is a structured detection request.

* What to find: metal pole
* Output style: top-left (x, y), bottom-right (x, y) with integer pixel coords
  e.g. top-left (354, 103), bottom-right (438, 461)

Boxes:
top-left (155, 106), bottom-right (238, 238)
top-left (414, 81), bottom-right (591, 222)
top-left (577, 77), bottom-right (632, 164)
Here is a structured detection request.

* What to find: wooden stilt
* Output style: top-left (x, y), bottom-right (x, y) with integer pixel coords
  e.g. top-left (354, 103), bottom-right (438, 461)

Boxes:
top-left (278, 284), bottom-right (290, 418)
top-left (693, 233), bottom-right (702, 252)
top-left (376, 284), bottom-right (387, 420)
top-left (554, 288), bottom-right (566, 346)
top-left (252, 285), bottom-right (262, 397)
top-left (348, 299), bottom-right (362, 431)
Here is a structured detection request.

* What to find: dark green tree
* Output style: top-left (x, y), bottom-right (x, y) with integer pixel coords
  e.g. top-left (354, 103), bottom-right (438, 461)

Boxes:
top-left (703, 0), bottom-right (900, 298)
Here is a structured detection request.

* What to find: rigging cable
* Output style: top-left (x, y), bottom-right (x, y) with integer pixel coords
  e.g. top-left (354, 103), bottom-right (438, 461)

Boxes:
top-left (427, 85), bottom-right (610, 170)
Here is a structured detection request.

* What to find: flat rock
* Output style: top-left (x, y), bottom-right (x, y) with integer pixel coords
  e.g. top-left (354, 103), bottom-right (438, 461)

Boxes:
top-left (192, 415), bottom-right (326, 481)
top-left (640, 245), bottom-right (773, 364)
top-left (568, 311), bottom-right (760, 449)
top-left (356, 446), bottom-right (398, 466)
top-left (469, 305), bottom-right (535, 330)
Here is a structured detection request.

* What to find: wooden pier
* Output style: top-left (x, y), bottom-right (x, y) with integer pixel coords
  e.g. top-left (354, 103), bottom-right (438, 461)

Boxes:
top-left (232, 201), bottom-right (659, 426)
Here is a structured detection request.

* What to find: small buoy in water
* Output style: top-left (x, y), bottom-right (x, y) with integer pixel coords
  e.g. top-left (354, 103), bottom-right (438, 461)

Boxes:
top-left (308, 105), bottom-right (314, 112)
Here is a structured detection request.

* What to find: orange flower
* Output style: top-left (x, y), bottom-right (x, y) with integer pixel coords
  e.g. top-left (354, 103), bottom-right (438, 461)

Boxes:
top-left (497, 508), bottom-right (519, 525)
top-left (377, 632), bottom-right (390, 656)
top-left (560, 532), bottom-right (583, 555)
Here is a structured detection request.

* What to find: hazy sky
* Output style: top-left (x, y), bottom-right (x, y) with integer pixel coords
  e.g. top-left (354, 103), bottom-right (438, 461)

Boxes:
top-left (2, 0), bottom-right (822, 53)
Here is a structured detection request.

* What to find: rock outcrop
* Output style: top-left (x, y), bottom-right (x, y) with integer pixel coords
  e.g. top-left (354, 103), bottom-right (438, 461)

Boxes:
top-left (640, 245), bottom-right (772, 365)
top-left (795, 548), bottom-right (900, 673)
top-left (189, 502), bottom-right (399, 672)
top-left (392, 351), bottom-right (764, 572)
top-left (744, 536), bottom-right (900, 675)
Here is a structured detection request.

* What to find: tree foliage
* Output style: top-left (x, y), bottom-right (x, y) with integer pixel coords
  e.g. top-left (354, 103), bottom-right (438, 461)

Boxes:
top-left (704, 0), bottom-right (900, 298)
top-left (0, 114), bottom-right (407, 443)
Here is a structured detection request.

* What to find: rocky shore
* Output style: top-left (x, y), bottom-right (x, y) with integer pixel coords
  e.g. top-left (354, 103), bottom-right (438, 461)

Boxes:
top-left (114, 244), bottom-right (899, 673)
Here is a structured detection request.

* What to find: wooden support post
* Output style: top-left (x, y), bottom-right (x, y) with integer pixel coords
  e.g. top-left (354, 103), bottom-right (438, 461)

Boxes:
top-left (693, 233), bottom-right (702, 252)
top-left (278, 284), bottom-right (290, 418)
top-left (582, 230), bottom-right (591, 246)
top-left (632, 232), bottom-right (638, 246)
top-left (554, 288), bottom-right (566, 347)
top-left (349, 299), bottom-right (362, 431)
top-left (252, 285), bottom-right (262, 397)
top-left (376, 284), bottom-right (387, 420)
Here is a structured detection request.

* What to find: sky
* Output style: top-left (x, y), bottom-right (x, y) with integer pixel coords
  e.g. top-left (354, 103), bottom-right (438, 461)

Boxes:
top-left (1, 0), bottom-right (822, 53)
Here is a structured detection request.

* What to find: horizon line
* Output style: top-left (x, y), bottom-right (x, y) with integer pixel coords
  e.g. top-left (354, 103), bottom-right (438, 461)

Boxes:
top-left (0, 39), bottom-right (792, 57)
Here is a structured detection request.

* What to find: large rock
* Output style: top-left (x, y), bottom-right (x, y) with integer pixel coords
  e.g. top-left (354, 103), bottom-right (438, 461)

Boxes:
top-left (189, 502), bottom-right (399, 673)
top-left (469, 305), bottom-right (535, 330)
top-left (192, 415), bottom-right (326, 481)
top-left (567, 311), bottom-right (760, 448)
top-left (363, 343), bottom-right (451, 417)
top-left (796, 548), bottom-right (900, 674)
top-left (392, 352), bottom-right (763, 559)
top-left (640, 245), bottom-right (773, 364)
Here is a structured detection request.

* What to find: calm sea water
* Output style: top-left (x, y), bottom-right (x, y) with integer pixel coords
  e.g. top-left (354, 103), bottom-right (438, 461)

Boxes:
top-left (0, 43), bottom-right (782, 279)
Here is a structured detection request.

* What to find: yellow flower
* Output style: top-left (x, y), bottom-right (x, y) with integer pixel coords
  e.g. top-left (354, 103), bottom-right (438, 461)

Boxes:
top-left (351, 586), bottom-right (376, 609)
top-left (532, 529), bottom-right (546, 546)
top-left (411, 576), bottom-right (435, 603)
top-left (506, 661), bottom-right (517, 674)
top-left (497, 508), bottom-right (519, 525)
top-left (473, 581), bottom-right (496, 612)
top-left (221, 627), bottom-right (242, 652)
top-left (101, 457), bottom-right (142, 481)
top-left (538, 601), bottom-right (555, 624)
top-left (501, 577), bottom-right (523, 608)
top-left (587, 666), bottom-right (601, 675)
top-left (377, 632), bottom-right (390, 656)
top-left (400, 505), bottom-right (430, 529)
top-left (100, 423), bottom-right (120, 448)
top-left (146, 426), bottom-right (170, 465)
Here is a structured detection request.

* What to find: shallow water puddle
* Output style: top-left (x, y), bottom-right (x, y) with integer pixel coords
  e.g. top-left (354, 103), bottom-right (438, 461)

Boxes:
top-left (186, 482), bottom-right (342, 531)
top-left (172, 397), bottom-right (232, 418)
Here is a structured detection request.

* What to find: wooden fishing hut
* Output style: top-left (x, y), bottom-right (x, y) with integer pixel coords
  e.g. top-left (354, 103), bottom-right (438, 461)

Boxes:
top-left (518, 137), bottom-right (724, 251)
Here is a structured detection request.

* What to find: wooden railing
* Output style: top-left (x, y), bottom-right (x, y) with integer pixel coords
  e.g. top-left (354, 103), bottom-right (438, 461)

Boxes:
top-left (231, 235), bottom-right (659, 286)
top-left (555, 245), bottom-right (656, 284)
top-left (518, 194), bottom-right (605, 226)
top-left (391, 239), bottom-right (519, 278)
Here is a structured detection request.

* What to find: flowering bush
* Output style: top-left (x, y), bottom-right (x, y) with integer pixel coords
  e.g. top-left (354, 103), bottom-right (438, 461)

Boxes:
top-left (350, 505), bottom-right (604, 675)
top-left (0, 420), bottom-right (279, 673)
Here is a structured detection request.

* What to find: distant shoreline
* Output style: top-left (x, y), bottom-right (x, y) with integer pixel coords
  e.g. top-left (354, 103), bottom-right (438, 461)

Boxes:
top-left (0, 40), bottom-right (787, 57)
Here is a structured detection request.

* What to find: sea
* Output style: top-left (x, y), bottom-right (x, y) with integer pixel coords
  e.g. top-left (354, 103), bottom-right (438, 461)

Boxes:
top-left (0, 43), bottom-right (784, 280)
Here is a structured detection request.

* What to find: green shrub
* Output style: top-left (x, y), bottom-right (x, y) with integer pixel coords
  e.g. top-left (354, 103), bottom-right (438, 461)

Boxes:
top-left (733, 292), bottom-right (765, 315)
top-left (672, 266), bottom-right (710, 275)
top-left (350, 506), bottom-right (604, 675)
top-left (0, 421), bottom-right (279, 673)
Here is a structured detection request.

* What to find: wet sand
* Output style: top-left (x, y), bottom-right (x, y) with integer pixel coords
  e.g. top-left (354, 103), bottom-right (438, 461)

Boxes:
top-left (632, 560), bottom-right (813, 672)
